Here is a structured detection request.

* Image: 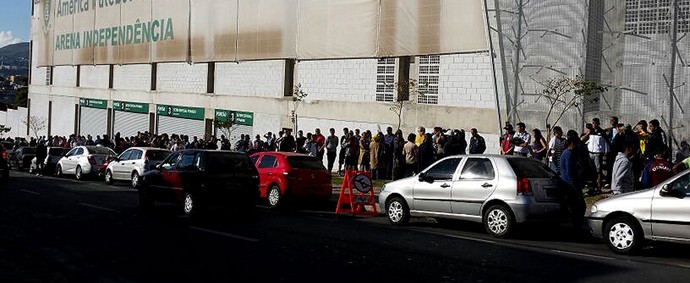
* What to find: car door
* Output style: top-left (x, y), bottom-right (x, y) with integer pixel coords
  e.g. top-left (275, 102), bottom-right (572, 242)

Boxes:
top-left (66, 147), bottom-right (84, 173)
top-left (257, 154), bottom-right (280, 194)
top-left (113, 150), bottom-right (132, 180)
top-left (451, 157), bottom-right (498, 217)
top-left (123, 149), bottom-right (143, 178)
top-left (412, 158), bottom-right (462, 214)
top-left (650, 171), bottom-right (690, 240)
top-left (166, 152), bottom-right (200, 202)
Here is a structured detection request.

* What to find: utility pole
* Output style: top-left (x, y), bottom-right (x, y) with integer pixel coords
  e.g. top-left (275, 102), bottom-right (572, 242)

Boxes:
top-left (510, 0), bottom-right (525, 124)
top-left (668, 0), bottom-right (679, 154)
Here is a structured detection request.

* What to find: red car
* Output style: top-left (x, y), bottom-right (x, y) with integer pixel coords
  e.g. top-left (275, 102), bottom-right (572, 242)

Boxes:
top-left (250, 152), bottom-right (332, 208)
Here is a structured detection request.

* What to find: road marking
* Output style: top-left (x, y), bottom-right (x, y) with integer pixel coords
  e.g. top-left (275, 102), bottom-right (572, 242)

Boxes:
top-left (19, 189), bottom-right (40, 195)
top-left (78, 203), bottom-right (119, 213)
top-left (189, 226), bottom-right (259, 242)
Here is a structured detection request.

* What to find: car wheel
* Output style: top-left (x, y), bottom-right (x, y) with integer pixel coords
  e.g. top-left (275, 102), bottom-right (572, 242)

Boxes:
top-left (131, 172), bottom-right (140, 188)
top-left (483, 205), bottom-right (514, 238)
top-left (605, 216), bottom-right (643, 254)
top-left (75, 166), bottom-right (83, 180)
top-left (266, 185), bottom-right (282, 208)
top-left (386, 197), bottom-right (410, 226)
top-left (105, 170), bottom-right (114, 185)
top-left (183, 192), bottom-right (198, 216)
top-left (138, 186), bottom-right (154, 213)
top-left (55, 165), bottom-right (63, 177)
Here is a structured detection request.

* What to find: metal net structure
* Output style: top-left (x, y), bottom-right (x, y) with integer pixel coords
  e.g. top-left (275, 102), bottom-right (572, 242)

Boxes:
top-left (485, 0), bottom-right (689, 154)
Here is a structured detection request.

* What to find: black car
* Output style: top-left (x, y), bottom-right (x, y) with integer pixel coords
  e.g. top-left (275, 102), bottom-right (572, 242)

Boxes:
top-left (31, 147), bottom-right (71, 175)
top-left (138, 150), bottom-right (259, 216)
top-left (10, 147), bottom-right (36, 170)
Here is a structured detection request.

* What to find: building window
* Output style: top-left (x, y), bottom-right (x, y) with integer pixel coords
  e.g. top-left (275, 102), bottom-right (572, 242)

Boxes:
top-left (417, 55), bottom-right (439, 105)
top-left (376, 58), bottom-right (396, 102)
top-left (625, 0), bottom-right (690, 34)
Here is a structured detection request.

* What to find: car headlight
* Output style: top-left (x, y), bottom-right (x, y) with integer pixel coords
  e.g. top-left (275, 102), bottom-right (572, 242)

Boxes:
top-left (590, 205), bottom-right (598, 214)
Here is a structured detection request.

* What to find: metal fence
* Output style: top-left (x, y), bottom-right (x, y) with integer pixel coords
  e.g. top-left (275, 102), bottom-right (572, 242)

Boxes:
top-left (485, 0), bottom-right (689, 154)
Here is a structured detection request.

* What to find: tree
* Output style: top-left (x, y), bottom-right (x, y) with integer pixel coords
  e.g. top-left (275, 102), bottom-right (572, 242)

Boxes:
top-left (388, 79), bottom-right (426, 131)
top-left (14, 87), bottom-right (28, 108)
top-left (536, 76), bottom-right (607, 133)
top-left (214, 119), bottom-right (238, 141)
top-left (291, 83), bottom-right (309, 132)
top-left (22, 115), bottom-right (47, 139)
top-left (0, 125), bottom-right (10, 138)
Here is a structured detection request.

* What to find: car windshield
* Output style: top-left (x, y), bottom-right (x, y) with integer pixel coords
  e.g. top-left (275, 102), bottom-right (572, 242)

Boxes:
top-left (146, 150), bottom-right (170, 161)
top-left (205, 152), bottom-right (254, 174)
top-left (21, 148), bottom-right (36, 154)
top-left (49, 148), bottom-right (70, 155)
top-left (87, 147), bottom-right (117, 156)
top-left (506, 158), bottom-right (556, 178)
top-left (287, 156), bottom-right (326, 170)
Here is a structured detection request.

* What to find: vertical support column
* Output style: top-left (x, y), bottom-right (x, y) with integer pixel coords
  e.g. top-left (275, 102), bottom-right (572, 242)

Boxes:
top-left (397, 56), bottom-right (411, 101)
top-left (149, 112), bottom-right (156, 134)
top-left (107, 108), bottom-right (113, 137)
top-left (26, 98), bottom-right (31, 137)
top-left (76, 66), bottom-right (81, 87)
top-left (47, 101), bottom-right (52, 137)
top-left (668, 0), bottom-right (679, 154)
top-left (207, 62), bottom-right (215, 94)
top-left (510, 0), bottom-right (525, 124)
top-left (205, 118), bottom-right (214, 140)
top-left (75, 104), bottom-right (80, 136)
top-left (151, 63), bottom-right (158, 91)
top-left (284, 59), bottom-right (296, 97)
top-left (108, 65), bottom-right (114, 89)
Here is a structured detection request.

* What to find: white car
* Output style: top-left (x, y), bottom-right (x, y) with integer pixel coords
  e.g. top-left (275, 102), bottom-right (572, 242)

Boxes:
top-left (56, 146), bottom-right (117, 180)
top-left (105, 147), bottom-right (171, 188)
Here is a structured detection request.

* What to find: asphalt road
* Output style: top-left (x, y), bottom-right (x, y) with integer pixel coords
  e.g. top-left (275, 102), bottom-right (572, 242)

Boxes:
top-left (2, 171), bottom-right (690, 283)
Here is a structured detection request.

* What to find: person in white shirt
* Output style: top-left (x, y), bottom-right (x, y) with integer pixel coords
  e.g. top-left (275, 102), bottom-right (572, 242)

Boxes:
top-left (581, 118), bottom-right (609, 191)
top-left (513, 122), bottom-right (531, 157)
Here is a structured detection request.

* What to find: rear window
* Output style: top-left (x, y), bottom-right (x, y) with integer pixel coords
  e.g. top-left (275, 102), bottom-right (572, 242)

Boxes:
top-left (507, 158), bottom-right (556, 178)
top-left (287, 156), bottom-right (326, 170)
top-left (1, 143), bottom-right (13, 150)
top-left (146, 150), bottom-right (170, 161)
top-left (87, 147), bottom-right (117, 156)
top-left (206, 153), bottom-right (255, 174)
top-left (21, 148), bottom-right (36, 154)
top-left (49, 148), bottom-right (69, 155)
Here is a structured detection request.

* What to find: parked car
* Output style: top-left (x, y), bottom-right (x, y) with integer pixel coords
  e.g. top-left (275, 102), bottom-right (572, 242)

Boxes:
top-left (10, 147), bottom-right (36, 170)
top-left (29, 147), bottom-right (71, 175)
top-left (105, 147), bottom-right (171, 187)
top-left (587, 169), bottom-right (690, 254)
top-left (138, 150), bottom-right (259, 216)
top-left (378, 155), bottom-right (577, 238)
top-left (56, 146), bottom-right (118, 180)
top-left (250, 152), bottom-right (332, 208)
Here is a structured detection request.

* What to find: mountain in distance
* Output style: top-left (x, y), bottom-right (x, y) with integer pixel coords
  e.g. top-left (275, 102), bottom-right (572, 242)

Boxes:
top-left (0, 42), bottom-right (30, 78)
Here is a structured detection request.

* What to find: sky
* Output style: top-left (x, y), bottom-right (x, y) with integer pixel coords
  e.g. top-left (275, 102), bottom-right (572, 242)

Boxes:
top-left (0, 0), bottom-right (31, 48)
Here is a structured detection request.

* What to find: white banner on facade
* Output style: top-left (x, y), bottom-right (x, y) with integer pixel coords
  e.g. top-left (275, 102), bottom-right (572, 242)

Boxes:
top-left (37, 0), bottom-right (488, 66)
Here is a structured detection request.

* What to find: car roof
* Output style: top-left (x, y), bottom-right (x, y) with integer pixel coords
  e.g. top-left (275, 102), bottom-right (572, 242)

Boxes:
top-left (251, 151), bottom-right (311, 158)
top-left (126, 147), bottom-right (170, 151)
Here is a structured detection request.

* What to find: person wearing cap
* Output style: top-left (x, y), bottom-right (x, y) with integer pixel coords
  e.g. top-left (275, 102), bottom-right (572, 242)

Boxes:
top-left (500, 123), bottom-right (514, 155)
top-left (469, 128), bottom-right (486, 154)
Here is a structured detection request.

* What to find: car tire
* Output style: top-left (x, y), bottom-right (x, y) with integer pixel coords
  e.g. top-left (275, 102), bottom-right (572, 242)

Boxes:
top-left (266, 185), bottom-right (282, 208)
top-left (75, 166), bottom-right (83, 180)
top-left (605, 216), bottom-right (643, 255)
top-left (131, 172), bottom-right (140, 188)
top-left (183, 192), bottom-right (198, 216)
top-left (105, 170), bottom-right (114, 185)
top-left (483, 205), bottom-right (514, 238)
top-left (55, 165), bottom-right (63, 177)
top-left (386, 197), bottom-right (410, 226)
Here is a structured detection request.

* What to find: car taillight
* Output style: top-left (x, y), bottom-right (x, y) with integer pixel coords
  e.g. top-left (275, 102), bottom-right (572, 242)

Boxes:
top-left (88, 155), bottom-right (97, 165)
top-left (1, 151), bottom-right (6, 159)
top-left (517, 177), bottom-right (532, 196)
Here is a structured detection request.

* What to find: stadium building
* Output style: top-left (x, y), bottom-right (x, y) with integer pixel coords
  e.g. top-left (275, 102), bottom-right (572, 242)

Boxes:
top-left (1, 0), bottom-right (687, 155)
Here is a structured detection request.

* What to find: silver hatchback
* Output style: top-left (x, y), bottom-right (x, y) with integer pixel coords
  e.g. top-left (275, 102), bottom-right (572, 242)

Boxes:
top-left (379, 155), bottom-right (576, 238)
top-left (587, 169), bottom-right (690, 254)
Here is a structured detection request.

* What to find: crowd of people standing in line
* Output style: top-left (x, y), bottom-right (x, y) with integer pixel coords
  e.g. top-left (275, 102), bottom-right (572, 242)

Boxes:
top-left (499, 117), bottom-right (690, 196)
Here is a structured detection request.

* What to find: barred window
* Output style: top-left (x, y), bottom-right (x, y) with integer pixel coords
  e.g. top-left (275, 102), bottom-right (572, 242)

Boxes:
top-left (417, 55), bottom-right (439, 105)
top-left (376, 58), bottom-right (396, 102)
top-left (626, 0), bottom-right (690, 34)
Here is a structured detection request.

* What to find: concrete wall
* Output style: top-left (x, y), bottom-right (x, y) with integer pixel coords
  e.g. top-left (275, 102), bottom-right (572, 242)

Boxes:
top-left (114, 64), bottom-right (151, 91)
top-left (296, 59), bottom-right (378, 103)
top-left (157, 63), bottom-right (207, 94)
top-left (215, 61), bottom-right (285, 98)
top-left (80, 65), bottom-right (110, 89)
top-left (53, 66), bottom-right (77, 87)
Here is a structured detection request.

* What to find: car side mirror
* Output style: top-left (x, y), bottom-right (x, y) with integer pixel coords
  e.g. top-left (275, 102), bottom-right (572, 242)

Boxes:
top-left (660, 185), bottom-right (685, 199)
top-left (418, 172), bottom-right (427, 182)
